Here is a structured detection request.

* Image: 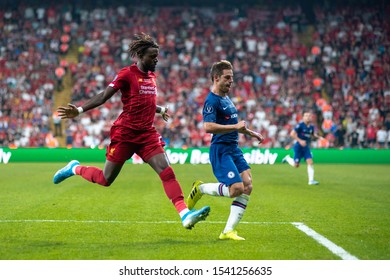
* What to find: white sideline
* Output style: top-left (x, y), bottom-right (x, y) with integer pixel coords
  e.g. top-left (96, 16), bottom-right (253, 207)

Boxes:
top-left (0, 219), bottom-right (358, 259)
top-left (292, 222), bottom-right (359, 260)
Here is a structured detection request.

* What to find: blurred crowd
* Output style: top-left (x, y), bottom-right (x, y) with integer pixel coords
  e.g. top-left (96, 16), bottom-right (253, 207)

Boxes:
top-left (0, 3), bottom-right (72, 147)
top-left (0, 2), bottom-right (389, 149)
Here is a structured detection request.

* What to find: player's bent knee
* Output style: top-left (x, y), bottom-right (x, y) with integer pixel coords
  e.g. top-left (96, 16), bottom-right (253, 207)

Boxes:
top-left (244, 184), bottom-right (253, 194)
top-left (101, 177), bottom-right (113, 187)
top-left (98, 173), bottom-right (114, 187)
top-left (103, 180), bottom-right (112, 187)
top-left (229, 183), bottom-right (244, 197)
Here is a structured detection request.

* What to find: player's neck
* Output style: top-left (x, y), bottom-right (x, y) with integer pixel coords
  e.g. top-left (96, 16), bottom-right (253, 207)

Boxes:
top-left (136, 62), bottom-right (148, 73)
top-left (211, 87), bottom-right (227, 97)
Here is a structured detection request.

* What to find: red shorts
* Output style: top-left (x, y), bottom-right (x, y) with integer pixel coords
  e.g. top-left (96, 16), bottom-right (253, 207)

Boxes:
top-left (106, 125), bottom-right (166, 164)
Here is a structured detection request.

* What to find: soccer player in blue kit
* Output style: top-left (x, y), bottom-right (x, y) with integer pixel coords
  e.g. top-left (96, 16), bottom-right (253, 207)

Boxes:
top-left (282, 111), bottom-right (323, 185)
top-left (186, 60), bottom-right (264, 241)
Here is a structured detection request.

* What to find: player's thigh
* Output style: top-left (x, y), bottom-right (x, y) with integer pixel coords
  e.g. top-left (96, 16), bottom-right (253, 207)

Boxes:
top-left (303, 147), bottom-right (313, 163)
top-left (147, 152), bottom-right (170, 174)
top-left (106, 140), bottom-right (136, 164)
top-left (293, 145), bottom-right (304, 164)
top-left (138, 132), bottom-right (168, 174)
top-left (229, 147), bottom-right (252, 192)
top-left (103, 160), bottom-right (124, 182)
top-left (231, 146), bottom-right (250, 174)
top-left (137, 131), bottom-right (165, 162)
top-left (240, 169), bottom-right (252, 185)
top-left (210, 145), bottom-right (242, 186)
top-left (240, 169), bottom-right (253, 194)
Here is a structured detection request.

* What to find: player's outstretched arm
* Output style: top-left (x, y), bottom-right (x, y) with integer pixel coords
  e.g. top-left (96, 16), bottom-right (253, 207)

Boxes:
top-left (57, 87), bottom-right (116, 119)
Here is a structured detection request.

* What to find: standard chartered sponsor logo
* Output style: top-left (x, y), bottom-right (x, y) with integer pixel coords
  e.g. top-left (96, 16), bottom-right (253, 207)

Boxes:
top-left (139, 85), bottom-right (156, 94)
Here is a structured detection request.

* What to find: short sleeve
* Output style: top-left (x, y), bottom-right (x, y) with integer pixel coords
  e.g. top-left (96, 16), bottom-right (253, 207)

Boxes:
top-left (108, 68), bottom-right (128, 91)
top-left (294, 123), bottom-right (301, 133)
top-left (203, 99), bottom-right (217, 123)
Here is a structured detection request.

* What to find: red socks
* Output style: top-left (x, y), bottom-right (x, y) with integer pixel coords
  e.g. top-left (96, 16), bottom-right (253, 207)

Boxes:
top-left (75, 166), bottom-right (110, 186)
top-left (159, 166), bottom-right (187, 213)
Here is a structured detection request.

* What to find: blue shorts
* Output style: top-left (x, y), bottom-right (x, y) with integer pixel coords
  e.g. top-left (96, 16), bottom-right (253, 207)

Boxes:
top-left (293, 143), bottom-right (313, 163)
top-left (209, 143), bottom-right (250, 186)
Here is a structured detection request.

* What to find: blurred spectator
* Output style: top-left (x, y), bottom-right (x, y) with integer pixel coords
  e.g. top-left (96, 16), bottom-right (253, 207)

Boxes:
top-left (45, 132), bottom-right (59, 148)
top-left (366, 125), bottom-right (377, 148)
top-left (376, 126), bottom-right (388, 149)
top-left (55, 66), bottom-right (66, 91)
top-left (356, 124), bottom-right (367, 148)
top-left (334, 121), bottom-right (346, 148)
top-left (52, 111), bottom-right (62, 136)
top-left (348, 128), bottom-right (359, 148)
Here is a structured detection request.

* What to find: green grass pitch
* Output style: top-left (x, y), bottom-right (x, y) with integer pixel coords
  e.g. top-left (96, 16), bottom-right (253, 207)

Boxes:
top-left (0, 163), bottom-right (389, 260)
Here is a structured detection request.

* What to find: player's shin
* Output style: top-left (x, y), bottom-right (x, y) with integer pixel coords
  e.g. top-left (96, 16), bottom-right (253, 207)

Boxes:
top-left (76, 166), bottom-right (110, 186)
top-left (159, 166), bottom-right (187, 213)
top-left (200, 182), bottom-right (230, 197)
top-left (223, 194), bottom-right (250, 233)
top-left (307, 164), bottom-right (314, 181)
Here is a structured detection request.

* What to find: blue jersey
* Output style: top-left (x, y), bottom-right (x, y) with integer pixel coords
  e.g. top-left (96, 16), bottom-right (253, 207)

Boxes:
top-left (203, 92), bottom-right (249, 186)
top-left (294, 121), bottom-right (314, 146)
top-left (203, 92), bottom-right (238, 145)
top-left (293, 121), bottom-right (315, 162)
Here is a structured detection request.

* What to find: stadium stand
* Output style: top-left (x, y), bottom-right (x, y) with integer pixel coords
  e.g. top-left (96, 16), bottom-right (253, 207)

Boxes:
top-left (0, 1), bottom-right (388, 149)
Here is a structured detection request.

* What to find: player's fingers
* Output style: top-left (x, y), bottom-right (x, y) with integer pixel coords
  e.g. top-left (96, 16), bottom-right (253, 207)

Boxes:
top-left (58, 114), bottom-right (70, 119)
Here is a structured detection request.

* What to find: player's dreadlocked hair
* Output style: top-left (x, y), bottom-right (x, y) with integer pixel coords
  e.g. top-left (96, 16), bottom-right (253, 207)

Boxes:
top-left (128, 33), bottom-right (159, 58)
top-left (210, 60), bottom-right (233, 82)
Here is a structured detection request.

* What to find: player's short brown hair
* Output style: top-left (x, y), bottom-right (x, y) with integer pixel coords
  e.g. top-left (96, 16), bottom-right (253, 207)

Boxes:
top-left (210, 60), bottom-right (233, 82)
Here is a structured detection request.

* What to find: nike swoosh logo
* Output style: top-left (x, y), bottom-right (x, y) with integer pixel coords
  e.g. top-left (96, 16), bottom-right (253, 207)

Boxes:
top-left (223, 106), bottom-right (228, 110)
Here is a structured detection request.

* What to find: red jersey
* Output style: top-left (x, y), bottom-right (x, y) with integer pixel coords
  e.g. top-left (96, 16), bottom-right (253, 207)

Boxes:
top-left (109, 64), bottom-right (157, 131)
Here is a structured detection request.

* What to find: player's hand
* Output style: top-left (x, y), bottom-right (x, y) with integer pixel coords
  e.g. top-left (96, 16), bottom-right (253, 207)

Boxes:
top-left (57, 103), bottom-right (79, 119)
top-left (299, 139), bottom-right (307, 147)
top-left (161, 107), bottom-right (170, 122)
top-left (247, 129), bottom-right (264, 144)
top-left (236, 121), bottom-right (247, 132)
top-left (253, 131), bottom-right (264, 144)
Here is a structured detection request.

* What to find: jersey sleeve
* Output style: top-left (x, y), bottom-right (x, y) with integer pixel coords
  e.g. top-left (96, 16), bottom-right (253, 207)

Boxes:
top-left (294, 123), bottom-right (301, 133)
top-left (203, 98), bottom-right (217, 123)
top-left (108, 68), bottom-right (129, 91)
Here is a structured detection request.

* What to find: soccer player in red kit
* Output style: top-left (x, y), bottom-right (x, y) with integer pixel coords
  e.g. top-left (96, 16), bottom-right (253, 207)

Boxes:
top-left (53, 33), bottom-right (210, 229)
